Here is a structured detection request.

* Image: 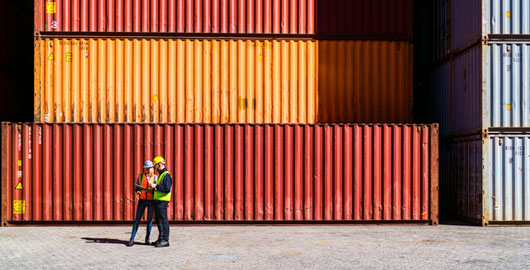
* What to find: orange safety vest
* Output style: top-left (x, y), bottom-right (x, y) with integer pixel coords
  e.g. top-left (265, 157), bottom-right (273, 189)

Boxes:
top-left (137, 174), bottom-right (156, 200)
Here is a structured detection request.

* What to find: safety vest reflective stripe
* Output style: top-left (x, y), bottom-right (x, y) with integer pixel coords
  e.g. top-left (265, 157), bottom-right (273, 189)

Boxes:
top-left (153, 171), bottom-right (172, 201)
top-left (139, 174), bottom-right (154, 200)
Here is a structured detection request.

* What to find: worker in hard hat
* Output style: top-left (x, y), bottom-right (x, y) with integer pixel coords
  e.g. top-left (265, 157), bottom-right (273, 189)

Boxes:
top-left (149, 156), bottom-right (172, 248)
top-left (127, 160), bottom-right (157, 247)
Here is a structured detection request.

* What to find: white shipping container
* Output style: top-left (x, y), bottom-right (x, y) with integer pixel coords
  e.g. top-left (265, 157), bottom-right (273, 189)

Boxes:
top-left (442, 133), bottom-right (530, 225)
top-left (452, 0), bottom-right (530, 52)
top-left (451, 42), bottom-right (530, 136)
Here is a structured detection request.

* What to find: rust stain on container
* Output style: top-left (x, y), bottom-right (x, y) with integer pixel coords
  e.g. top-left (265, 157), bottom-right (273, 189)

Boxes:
top-left (1, 123), bottom-right (438, 224)
top-left (35, 38), bottom-right (413, 124)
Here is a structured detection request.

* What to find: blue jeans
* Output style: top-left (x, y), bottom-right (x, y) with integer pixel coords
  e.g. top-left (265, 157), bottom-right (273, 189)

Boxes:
top-left (131, 200), bottom-right (155, 239)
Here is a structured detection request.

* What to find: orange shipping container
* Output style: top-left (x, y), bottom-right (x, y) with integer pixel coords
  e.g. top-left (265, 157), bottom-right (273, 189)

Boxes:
top-left (318, 41), bottom-right (412, 123)
top-left (34, 38), bottom-right (412, 123)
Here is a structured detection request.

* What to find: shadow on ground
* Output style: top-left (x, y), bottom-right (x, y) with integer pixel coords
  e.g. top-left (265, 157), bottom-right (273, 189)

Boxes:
top-left (81, 237), bottom-right (133, 246)
top-left (438, 219), bottom-right (477, 226)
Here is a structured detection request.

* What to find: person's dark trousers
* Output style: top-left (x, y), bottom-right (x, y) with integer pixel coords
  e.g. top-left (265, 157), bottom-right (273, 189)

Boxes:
top-left (131, 200), bottom-right (155, 239)
top-left (154, 200), bottom-right (170, 241)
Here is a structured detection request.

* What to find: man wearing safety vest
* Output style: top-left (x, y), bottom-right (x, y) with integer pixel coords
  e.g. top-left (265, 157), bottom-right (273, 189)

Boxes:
top-left (149, 156), bottom-right (172, 248)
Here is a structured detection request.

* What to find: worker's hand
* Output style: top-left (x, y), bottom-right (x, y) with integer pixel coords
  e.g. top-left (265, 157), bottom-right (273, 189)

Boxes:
top-left (136, 191), bottom-right (141, 195)
top-left (150, 183), bottom-right (157, 188)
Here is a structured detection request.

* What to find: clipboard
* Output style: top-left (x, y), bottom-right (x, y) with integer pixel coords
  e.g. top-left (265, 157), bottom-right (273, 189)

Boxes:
top-left (135, 184), bottom-right (148, 191)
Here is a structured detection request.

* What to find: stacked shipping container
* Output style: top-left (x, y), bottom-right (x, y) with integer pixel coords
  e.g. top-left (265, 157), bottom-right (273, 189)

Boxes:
top-left (34, 39), bottom-right (413, 123)
top-left (33, 1), bottom-right (416, 124)
top-left (33, 0), bottom-right (412, 39)
top-left (2, 123), bottom-right (439, 225)
top-left (0, 1), bottom-right (33, 122)
top-left (429, 0), bottom-right (530, 225)
top-left (2, 1), bottom-right (438, 225)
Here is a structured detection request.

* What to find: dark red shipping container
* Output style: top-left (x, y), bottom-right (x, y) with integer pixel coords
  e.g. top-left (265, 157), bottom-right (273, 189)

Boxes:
top-left (0, 1), bottom-right (33, 123)
top-left (317, 0), bottom-right (412, 39)
top-left (34, 0), bottom-right (412, 39)
top-left (1, 123), bottom-right (438, 225)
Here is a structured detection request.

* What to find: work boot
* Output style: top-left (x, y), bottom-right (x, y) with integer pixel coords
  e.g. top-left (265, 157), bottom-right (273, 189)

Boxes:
top-left (152, 238), bottom-right (161, 246)
top-left (155, 240), bottom-right (169, 248)
top-left (145, 237), bottom-right (150, 245)
top-left (127, 238), bottom-right (134, 247)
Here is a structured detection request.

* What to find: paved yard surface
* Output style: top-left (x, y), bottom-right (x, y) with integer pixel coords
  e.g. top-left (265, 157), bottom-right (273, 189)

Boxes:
top-left (0, 224), bottom-right (529, 269)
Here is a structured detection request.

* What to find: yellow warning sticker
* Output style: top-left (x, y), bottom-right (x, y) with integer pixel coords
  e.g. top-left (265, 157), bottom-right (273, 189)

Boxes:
top-left (507, 104), bottom-right (511, 111)
top-left (66, 52), bottom-right (72, 62)
top-left (13, 200), bottom-right (25, 214)
top-left (18, 160), bottom-right (22, 166)
top-left (15, 182), bottom-right (23, 190)
top-left (48, 53), bottom-right (54, 60)
top-left (46, 2), bottom-right (56, 14)
top-left (507, 11), bottom-right (511, 18)
top-left (152, 95), bottom-right (158, 101)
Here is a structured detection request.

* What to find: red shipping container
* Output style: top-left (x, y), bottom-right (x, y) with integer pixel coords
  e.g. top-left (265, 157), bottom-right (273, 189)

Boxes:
top-left (35, 0), bottom-right (315, 34)
top-left (34, 0), bottom-right (412, 39)
top-left (1, 123), bottom-right (438, 225)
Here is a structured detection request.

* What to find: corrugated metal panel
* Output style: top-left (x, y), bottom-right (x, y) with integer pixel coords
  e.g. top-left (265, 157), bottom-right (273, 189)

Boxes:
top-left (452, 45), bottom-right (482, 135)
top-left (316, 0), bottom-right (413, 39)
top-left (486, 133), bottom-right (530, 223)
top-left (433, 0), bottom-right (451, 63)
top-left (34, 38), bottom-right (413, 124)
top-left (453, 135), bottom-right (483, 224)
top-left (35, 0), bottom-right (315, 34)
top-left (451, 43), bottom-right (530, 135)
top-left (442, 133), bottom-right (530, 224)
top-left (34, 38), bottom-right (318, 123)
top-left (438, 143), bottom-right (452, 218)
top-left (430, 62), bottom-right (451, 138)
top-left (451, 0), bottom-right (481, 52)
top-left (485, 43), bottom-right (530, 129)
top-left (452, 0), bottom-right (530, 52)
top-left (317, 41), bottom-right (413, 123)
top-left (34, 0), bottom-right (413, 38)
top-left (439, 136), bottom-right (482, 223)
top-left (1, 123), bottom-right (439, 224)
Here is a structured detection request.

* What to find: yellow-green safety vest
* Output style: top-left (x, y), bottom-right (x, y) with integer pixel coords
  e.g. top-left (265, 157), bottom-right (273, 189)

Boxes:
top-left (153, 171), bottom-right (172, 201)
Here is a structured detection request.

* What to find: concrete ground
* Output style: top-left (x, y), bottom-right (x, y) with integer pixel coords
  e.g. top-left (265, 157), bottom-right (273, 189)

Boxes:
top-left (0, 224), bottom-right (529, 269)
